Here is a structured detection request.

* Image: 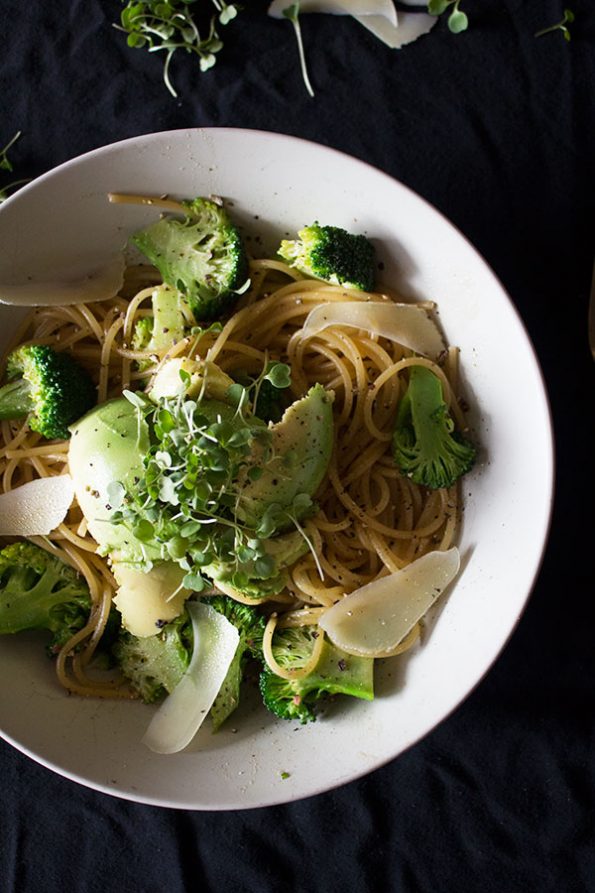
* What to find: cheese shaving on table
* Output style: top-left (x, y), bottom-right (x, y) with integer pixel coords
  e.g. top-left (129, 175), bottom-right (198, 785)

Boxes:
top-left (267, 0), bottom-right (436, 49)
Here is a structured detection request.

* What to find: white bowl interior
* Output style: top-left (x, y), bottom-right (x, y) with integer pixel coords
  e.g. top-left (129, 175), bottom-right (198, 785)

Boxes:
top-left (0, 129), bottom-right (553, 809)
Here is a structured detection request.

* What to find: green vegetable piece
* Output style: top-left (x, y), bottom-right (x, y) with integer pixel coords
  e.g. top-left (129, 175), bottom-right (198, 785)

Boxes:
top-left (0, 131), bottom-right (30, 204)
top-left (236, 383), bottom-right (334, 530)
top-left (281, 2), bottom-right (315, 98)
top-left (278, 223), bottom-right (375, 291)
top-left (253, 378), bottom-right (290, 424)
top-left (131, 197), bottom-right (249, 321)
top-left (69, 397), bottom-right (162, 564)
top-left (0, 542), bottom-right (91, 654)
top-left (131, 284), bottom-right (192, 370)
top-left (113, 612), bottom-right (192, 703)
top-left (116, 1), bottom-right (237, 98)
top-left (392, 365), bottom-right (476, 490)
top-left (0, 344), bottom-right (96, 440)
top-left (448, 8), bottom-right (468, 32)
top-left (259, 626), bottom-right (374, 724)
top-left (428, 0), bottom-right (469, 33)
top-left (208, 596), bottom-right (265, 730)
top-left (535, 8), bottom-right (575, 41)
top-left (203, 530), bottom-right (309, 600)
top-left (148, 357), bottom-right (236, 404)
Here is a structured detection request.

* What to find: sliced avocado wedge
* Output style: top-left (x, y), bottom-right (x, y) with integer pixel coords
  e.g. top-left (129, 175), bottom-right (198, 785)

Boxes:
top-left (235, 384), bottom-right (334, 530)
top-left (68, 397), bottom-right (161, 564)
top-left (148, 357), bottom-right (236, 404)
top-left (203, 530), bottom-right (309, 600)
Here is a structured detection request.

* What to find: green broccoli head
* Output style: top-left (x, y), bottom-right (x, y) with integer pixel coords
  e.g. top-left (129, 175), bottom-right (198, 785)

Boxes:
top-left (278, 223), bottom-right (376, 291)
top-left (208, 595), bottom-right (266, 730)
top-left (0, 344), bottom-right (96, 439)
top-left (393, 365), bottom-right (476, 490)
top-left (259, 626), bottom-right (374, 724)
top-left (0, 542), bottom-right (91, 653)
top-left (208, 595), bottom-right (265, 657)
top-left (131, 197), bottom-right (249, 321)
top-left (131, 316), bottom-right (154, 371)
top-left (253, 378), bottom-right (290, 424)
top-left (112, 612), bottom-right (192, 704)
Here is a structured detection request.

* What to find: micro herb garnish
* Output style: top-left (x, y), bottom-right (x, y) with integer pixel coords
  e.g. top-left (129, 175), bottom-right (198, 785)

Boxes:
top-left (535, 8), bottom-right (575, 41)
top-left (115, 0), bottom-right (240, 98)
top-left (428, 0), bottom-right (468, 33)
top-left (0, 132), bottom-right (30, 204)
top-left (281, 2), bottom-right (315, 98)
top-left (113, 359), bottom-right (295, 590)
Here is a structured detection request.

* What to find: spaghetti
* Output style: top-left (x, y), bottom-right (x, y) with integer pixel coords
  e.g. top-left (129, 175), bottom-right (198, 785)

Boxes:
top-left (0, 257), bottom-right (463, 697)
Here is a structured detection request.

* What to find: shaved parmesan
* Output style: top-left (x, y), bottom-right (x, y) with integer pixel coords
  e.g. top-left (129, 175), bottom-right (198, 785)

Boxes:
top-left (319, 548), bottom-right (460, 657)
top-left (300, 300), bottom-right (445, 357)
top-left (269, 0), bottom-right (397, 23)
top-left (0, 253), bottom-right (125, 306)
top-left (0, 475), bottom-right (74, 536)
top-left (142, 601), bottom-right (240, 754)
top-left (352, 11), bottom-right (436, 48)
top-left (267, 0), bottom-right (435, 49)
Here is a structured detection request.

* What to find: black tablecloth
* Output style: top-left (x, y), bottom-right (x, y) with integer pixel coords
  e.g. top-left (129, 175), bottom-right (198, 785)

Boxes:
top-left (1, 2), bottom-right (594, 890)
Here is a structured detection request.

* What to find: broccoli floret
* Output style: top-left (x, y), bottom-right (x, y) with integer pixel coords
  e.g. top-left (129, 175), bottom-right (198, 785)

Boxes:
top-left (112, 612), bottom-right (192, 704)
top-left (131, 284), bottom-right (194, 371)
top-left (0, 344), bottom-right (96, 439)
top-left (254, 378), bottom-right (290, 424)
top-left (131, 197), bottom-right (249, 321)
top-left (278, 223), bottom-right (375, 291)
top-left (208, 596), bottom-right (265, 730)
top-left (259, 626), bottom-right (374, 724)
top-left (131, 316), bottom-right (154, 369)
top-left (0, 542), bottom-right (91, 654)
top-left (392, 365), bottom-right (476, 490)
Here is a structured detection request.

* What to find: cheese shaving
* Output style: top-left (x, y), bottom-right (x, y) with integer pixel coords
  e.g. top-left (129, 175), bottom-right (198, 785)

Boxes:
top-left (300, 300), bottom-right (445, 357)
top-left (0, 254), bottom-right (125, 307)
top-left (319, 548), bottom-right (460, 657)
top-left (0, 475), bottom-right (75, 536)
top-left (142, 601), bottom-right (240, 754)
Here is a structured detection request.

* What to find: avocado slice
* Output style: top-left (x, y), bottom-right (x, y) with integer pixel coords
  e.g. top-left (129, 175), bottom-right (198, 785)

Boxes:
top-left (148, 356), bottom-right (236, 404)
top-left (235, 383), bottom-right (334, 530)
top-left (203, 529), bottom-right (309, 600)
top-left (68, 397), bottom-right (161, 564)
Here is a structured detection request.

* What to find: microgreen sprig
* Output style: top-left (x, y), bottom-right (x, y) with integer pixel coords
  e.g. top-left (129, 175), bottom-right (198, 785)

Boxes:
top-left (535, 8), bottom-right (575, 41)
top-left (428, 0), bottom-right (468, 33)
top-left (281, 2), bottom-right (315, 98)
top-left (112, 359), bottom-right (294, 590)
top-left (0, 132), bottom-right (30, 204)
top-left (115, 0), bottom-right (240, 98)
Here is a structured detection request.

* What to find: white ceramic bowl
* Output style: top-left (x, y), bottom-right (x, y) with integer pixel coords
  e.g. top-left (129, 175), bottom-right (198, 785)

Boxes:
top-left (0, 129), bottom-right (553, 809)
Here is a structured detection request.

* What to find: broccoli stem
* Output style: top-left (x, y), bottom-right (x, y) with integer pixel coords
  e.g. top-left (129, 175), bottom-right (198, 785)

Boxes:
top-left (0, 377), bottom-right (33, 420)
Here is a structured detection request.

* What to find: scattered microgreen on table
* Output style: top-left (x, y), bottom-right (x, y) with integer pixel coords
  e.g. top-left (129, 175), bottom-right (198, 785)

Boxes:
top-left (112, 2), bottom-right (578, 99)
top-left (428, 0), bottom-right (468, 33)
top-left (115, 0), bottom-right (240, 97)
top-left (535, 8), bottom-right (575, 41)
top-left (281, 2), bottom-right (315, 98)
top-left (0, 132), bottom-right (30, 204)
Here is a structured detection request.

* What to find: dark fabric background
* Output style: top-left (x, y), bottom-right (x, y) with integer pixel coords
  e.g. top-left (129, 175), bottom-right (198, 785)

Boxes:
top-left (1, 1), bottom-right (594, 891)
